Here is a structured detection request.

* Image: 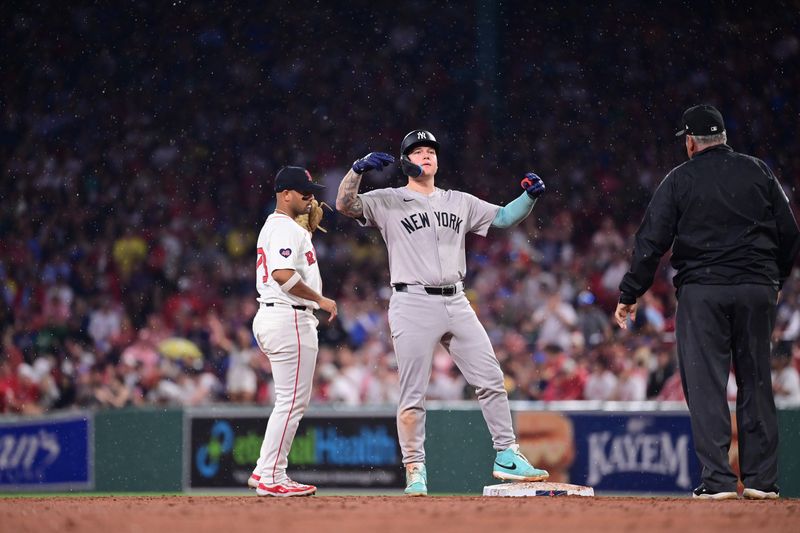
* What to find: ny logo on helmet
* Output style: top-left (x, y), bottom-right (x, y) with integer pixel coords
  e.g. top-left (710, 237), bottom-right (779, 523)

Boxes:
top-left (417, 132), bottom-right (427, 139)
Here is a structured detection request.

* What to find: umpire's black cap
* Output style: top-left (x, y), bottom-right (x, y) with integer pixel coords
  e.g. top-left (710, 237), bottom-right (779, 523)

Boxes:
top-left (675, 104), bottom-right (726, 137)
top-left (274, 166), bottom-right (326, 193)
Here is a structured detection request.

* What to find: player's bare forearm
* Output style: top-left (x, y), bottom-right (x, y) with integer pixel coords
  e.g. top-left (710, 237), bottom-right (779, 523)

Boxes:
top-left (273, 269), bottom-right (337, 320)
top-left (336, 169), bottom-right (364, 218)
top-left (287, 280), bottom-right (323, 302)
top-left (288, 281), bottom-right (338, 321)
top-left (272, 269), bottom-right (321, 301)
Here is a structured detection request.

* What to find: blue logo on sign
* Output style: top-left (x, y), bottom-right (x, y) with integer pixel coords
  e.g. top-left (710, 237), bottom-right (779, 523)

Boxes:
top-left (0, 417), bottom-right (90, 487)
top-left (568, 414), bottom-right (699, 492)
top-left (195, 421), bottom-right (234, 478)
top-left (0, 429), bottom-right (61, 483)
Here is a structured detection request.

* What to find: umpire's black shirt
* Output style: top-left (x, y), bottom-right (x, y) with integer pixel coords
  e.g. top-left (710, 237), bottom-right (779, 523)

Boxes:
top-left (619, 144), bottom-right (800, 304)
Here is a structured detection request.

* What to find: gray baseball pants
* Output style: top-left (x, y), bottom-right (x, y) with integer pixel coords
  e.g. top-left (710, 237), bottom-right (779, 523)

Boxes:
top-left (388, 288), bottom-right (515, 464)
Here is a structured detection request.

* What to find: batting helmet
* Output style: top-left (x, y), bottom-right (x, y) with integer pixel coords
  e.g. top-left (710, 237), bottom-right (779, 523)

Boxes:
top-left (400, 129), bottom-right (440, 156)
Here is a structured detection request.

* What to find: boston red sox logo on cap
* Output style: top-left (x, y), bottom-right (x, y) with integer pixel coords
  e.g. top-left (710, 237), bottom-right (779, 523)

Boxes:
top-left (274, 166), bottom-right (326, 193)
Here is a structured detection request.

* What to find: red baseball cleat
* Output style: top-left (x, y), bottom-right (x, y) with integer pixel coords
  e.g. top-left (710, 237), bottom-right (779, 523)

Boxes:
top-left (256, 479), bottom-right (317, 497)
top-left (247, 474), bottom-right (260, 489)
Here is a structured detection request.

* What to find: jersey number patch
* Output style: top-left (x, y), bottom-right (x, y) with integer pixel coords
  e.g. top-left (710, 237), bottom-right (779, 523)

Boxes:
top-left (257, 247), bottom-right (268, 283)
top-left (305, 250), bottom-right (316, 266)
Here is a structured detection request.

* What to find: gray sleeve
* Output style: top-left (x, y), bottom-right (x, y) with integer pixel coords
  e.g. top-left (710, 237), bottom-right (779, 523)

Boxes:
top-left (462, 192), bottom-right (501, 236)
top-left (357, 189), bottom-right (390, 228)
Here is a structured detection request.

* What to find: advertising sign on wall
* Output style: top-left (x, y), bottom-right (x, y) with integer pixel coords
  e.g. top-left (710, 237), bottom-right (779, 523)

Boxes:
top-left (0, 415), bottom-right (93, 491)
top-left (568, 413), bottom-right (700, 492)
top-left (515, 411), bottom-right (701, 493)
top-left (187, 412), bottom-right (402, 490)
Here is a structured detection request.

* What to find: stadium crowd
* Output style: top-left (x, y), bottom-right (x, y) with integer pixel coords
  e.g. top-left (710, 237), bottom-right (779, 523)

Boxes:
top-left (2, 2), bottom-right (800, 414)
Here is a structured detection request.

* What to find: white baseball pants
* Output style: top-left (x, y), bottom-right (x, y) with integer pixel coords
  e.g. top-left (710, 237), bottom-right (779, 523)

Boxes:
top-left (251, 304), bottom-right (319, 484)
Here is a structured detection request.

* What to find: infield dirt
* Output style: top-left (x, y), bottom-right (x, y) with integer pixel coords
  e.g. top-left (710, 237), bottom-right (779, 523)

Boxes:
top-left (2, 495), bottom-right (798, 533)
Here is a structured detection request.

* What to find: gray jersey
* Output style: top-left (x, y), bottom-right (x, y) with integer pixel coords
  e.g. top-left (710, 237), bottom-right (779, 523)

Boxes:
top-left (358, 187), bottom-right (500, 285)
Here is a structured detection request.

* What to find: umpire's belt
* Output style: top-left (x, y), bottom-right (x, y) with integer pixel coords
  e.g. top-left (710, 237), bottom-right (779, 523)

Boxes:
top-left (261, 302), bottom-right (307, 311)
top-left (392, 282), bottom-right (464, 296)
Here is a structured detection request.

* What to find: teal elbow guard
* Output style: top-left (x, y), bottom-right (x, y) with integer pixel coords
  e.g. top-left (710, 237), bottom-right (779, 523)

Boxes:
top-left (492, 193), bottom-right (536, 228)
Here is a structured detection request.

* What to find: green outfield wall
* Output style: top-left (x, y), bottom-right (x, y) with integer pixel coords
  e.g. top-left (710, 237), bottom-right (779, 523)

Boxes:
top-left (2, 405), bottom-right (798, 496)
top-left (425, 408), bottom-right (496, 493)
top-left (94, 407), bottom-right (183, 492)
top-left (777, 409), bottom-right (800, 498)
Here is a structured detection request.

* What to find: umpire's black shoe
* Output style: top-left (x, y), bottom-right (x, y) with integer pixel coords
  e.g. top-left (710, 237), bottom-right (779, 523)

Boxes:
top-left (692, 483), bottom-right (738, 500)
top-left (742, 485), bottom-right (780, 500)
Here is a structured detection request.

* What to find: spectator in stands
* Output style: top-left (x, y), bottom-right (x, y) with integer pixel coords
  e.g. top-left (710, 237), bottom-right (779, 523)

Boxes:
top-left (87, 297), bottom-right (122, 356)
top-left (327, 346), bottom-right (370, 406)
top-left (583, 356), bottom-right (618, 401)
top-left (615, 352), bottom-right (648, 401)
top-left (1, 3), bottom-right (798, 413)
top-left (772, 349), bottom-right (800, 406)
top-left (646, 346), bottom-right (677, 399)
top-left (427, 349), bottom-right (467, 401)
top-left (531, 289), bottom-right (577, 351)
top-left (590, 216), bottom-right (625, 269)
top-left (575, 291), bottom-right (611, 348)
top-left (541, 357), bottom-right (586, 401)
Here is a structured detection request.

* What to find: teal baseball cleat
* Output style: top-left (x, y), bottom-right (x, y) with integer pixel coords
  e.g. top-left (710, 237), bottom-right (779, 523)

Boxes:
top-left (493, 444), bottom-right (549, 482)
top-left (404, 463), bottom-right (428, 496)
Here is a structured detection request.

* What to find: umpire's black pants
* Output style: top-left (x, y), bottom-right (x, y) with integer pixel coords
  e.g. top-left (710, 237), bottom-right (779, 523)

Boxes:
top-left (676, 284), bottom-right (778, 493)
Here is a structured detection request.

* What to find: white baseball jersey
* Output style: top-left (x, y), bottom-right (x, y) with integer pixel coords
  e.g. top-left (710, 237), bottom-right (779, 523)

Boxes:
top-left (255, 213), bottom-right (322, 309)
top-left (358, 187), bottom-right (500, 285)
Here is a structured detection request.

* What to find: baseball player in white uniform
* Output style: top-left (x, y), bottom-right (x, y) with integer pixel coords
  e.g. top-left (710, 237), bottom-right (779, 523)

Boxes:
top-left (336, 130), bottom-right (549, 496)
top-left (248, 166), bottom-right (338, 497)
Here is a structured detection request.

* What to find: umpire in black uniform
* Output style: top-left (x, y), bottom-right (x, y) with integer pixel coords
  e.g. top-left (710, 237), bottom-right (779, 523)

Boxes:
top-left (614, 104), bottom-right (800, 500)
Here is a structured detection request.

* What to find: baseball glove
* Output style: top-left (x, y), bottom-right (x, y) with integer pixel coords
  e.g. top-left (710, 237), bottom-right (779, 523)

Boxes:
top-left (295, 199), bottom-right (332, 233)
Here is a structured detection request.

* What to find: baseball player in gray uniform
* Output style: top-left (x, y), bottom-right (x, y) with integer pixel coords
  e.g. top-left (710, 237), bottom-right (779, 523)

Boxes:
top-left (336, 129), bottom-right (549, 496)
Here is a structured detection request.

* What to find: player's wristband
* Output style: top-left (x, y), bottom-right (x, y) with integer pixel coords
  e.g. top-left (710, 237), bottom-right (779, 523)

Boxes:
top-left (280, 272), bottom-right (302, 293)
